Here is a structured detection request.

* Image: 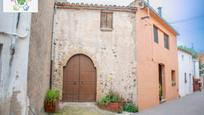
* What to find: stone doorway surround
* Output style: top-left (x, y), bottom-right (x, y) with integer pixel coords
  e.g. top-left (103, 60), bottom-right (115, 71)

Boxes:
top-left (52, 50), bottom-right (100, 100)
top-left (62, 54), bottom-right (97, 102)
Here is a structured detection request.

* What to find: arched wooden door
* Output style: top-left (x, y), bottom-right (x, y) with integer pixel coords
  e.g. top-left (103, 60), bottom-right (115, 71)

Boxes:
top-left (62, 54), bottom-right (96, 102)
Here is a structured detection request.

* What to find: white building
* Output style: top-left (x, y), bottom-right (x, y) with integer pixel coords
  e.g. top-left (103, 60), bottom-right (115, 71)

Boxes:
top-left (193, 59), bottom-right (200, 78)
top-left (178, 48), bottom-right (194, 97)
top-left (0, 1), bottom-right (31, 114)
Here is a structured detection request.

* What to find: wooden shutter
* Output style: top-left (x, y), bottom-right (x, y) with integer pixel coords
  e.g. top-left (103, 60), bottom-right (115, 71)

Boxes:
top-left (100, 12), bottom-right (113, 29)
top-left (106, 12), bottom-right (113, 28)
top-left (101, 12), bottom-right (107, 28)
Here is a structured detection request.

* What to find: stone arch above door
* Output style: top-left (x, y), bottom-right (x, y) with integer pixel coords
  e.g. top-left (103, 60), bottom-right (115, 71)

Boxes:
top-left (52, 50), bottom-right (99, 100)
top-left (61, 50), bottom-right (98, 68)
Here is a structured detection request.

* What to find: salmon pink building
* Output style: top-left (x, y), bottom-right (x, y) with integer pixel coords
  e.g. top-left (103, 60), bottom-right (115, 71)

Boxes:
top-left (132, 1), bottom-right (179, 110)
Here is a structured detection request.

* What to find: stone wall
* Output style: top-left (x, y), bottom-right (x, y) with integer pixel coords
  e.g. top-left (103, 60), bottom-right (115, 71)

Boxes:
top-left (27, 0), bottom-right (54, 114)
top-left (52, 8), bottom-right (137, 102)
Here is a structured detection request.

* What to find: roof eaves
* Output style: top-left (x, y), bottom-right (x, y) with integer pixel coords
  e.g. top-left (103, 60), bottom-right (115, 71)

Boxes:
top-left (55, 2), bottom-right (136, 12)
top-left (178, 47), bottom-right (193, 56)
top-left (144, 2), bottom-right (179, 36)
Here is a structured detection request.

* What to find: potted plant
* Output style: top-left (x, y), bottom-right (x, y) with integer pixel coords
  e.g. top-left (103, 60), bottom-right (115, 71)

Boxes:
top-left (97, 91), bottom-right (123, 113)
top-left (123, 101), bottom-right (138, 113)
top-left (44, 89), bottom-right (60, 113)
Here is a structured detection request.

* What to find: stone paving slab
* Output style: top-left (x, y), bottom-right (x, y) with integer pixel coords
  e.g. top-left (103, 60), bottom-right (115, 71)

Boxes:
top-left (54, 102), bottom-right (117, 115)
top-left (134, 90), bottom-right (204, 115)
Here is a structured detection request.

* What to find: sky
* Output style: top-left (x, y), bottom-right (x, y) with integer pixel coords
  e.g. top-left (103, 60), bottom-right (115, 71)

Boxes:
top-left (67, 0), bottom-right (204, 53)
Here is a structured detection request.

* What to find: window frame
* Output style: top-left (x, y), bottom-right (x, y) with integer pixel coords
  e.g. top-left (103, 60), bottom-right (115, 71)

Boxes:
top-left (184, 73), bottom-right (187, 83)
top-left (153, 25), bottom-right (159, 43)
top-left (181, 55), bottom-right (184, 61)
top-left (164, 33), bottom-right (169, 49)
top-left (100, 11), bottom-right (113, 31)
top-left (171, 70), bottom-right (176, 86)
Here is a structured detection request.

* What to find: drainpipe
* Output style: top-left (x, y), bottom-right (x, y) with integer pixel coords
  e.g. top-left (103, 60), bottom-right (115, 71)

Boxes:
top-left (1, 13), bottom-right (30, 56)
top-left (141, 0), bottom-right (150, 20)
top-left (50, 0), bottom-right (57, 89)
top-left (147, 0), bottom-right (150, 6)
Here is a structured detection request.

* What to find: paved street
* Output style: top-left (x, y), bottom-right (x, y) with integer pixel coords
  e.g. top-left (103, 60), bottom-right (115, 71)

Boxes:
top-left (40, 90), bottom-right (204, 115)
top-left (134, 90), bottom-right (204, 115)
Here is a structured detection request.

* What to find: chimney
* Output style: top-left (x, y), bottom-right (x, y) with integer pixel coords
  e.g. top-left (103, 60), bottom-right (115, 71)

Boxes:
top-left (147, 0), bottom-right (150, 6)
top-left (157, 7), bottom-right (162, 17)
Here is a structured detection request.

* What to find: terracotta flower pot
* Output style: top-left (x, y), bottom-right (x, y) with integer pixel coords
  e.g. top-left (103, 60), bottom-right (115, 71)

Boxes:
top-left (44, 101), bottom-right (59, 113)
top-left (106, 103), bottom-right (122, 112)
top-left (98, 104), bottom-right (107, 110)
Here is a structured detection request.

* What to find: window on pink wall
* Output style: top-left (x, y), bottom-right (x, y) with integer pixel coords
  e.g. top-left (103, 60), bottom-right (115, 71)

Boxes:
top-left (153, 25), bottom-right (159, 43)
top-left (171, 70), bottom-right (176, 86)
top-left (164, 33), bottom-right (169, 49)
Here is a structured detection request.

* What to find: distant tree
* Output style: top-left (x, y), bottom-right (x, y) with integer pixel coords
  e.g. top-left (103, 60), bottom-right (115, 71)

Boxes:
top-left (178, 45), bottom-right (198, 59)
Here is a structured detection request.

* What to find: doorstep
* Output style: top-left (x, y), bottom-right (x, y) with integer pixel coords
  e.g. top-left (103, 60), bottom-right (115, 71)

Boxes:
top-left (55, 102), bottom-right (116, 115)
top-left (160, 98), bottom-right (167, 104)
top-left (55, 102), bottom-right (133, 115)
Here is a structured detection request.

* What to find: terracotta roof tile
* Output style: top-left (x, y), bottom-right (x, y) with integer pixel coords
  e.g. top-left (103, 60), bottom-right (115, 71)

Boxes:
top-left (55, 1), bottom-right (136, 12)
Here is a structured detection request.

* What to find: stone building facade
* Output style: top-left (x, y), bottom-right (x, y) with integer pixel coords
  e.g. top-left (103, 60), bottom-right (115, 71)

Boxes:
top-left (52, 2), bottom-right (137, 102)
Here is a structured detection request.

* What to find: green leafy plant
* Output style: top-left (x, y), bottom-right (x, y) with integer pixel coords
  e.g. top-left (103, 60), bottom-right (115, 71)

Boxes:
top-left (45, 89), bottom-right (60, 103)
top-left (17, 0), bottom-right (26, 5)
top-left (97, 91), bottom-right (122, 105)
top-left (123, 102), bottom-right (138, 113)
top-left (108, 91), bottom-right (121, 103)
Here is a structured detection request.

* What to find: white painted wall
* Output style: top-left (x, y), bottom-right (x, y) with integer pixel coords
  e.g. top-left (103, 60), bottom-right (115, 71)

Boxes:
top-left (0, 1), bottom-right (31, 114)
top-left (178, 50), bottom-right (193, 97)
top-left (193, 59), bottom-right (200, 78)
top-left (0, 45), bottom-right (2, 81)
